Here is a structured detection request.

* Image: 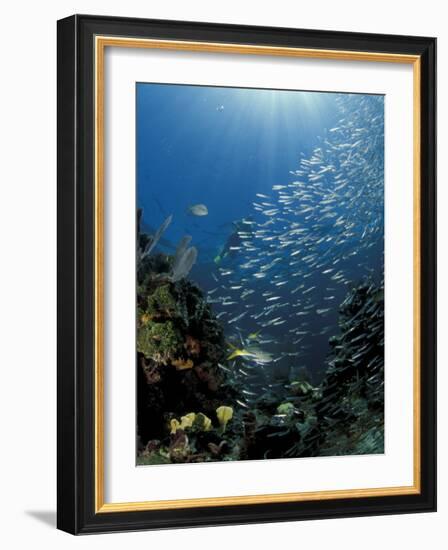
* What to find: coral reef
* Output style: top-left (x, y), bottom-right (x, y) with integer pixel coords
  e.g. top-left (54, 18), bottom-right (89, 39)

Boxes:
top-left (309, 280), bottom-right (385, 455)
top-left (137, 213), bottom-right (237, 458)
top-left (136, 212), bottom-right (384, 465)
top-left (242, 279), bottom-right (384, 460)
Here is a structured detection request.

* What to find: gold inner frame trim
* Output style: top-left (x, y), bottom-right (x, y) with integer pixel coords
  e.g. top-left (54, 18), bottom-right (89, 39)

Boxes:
top-left (94, 35), bottom-right (421, 513)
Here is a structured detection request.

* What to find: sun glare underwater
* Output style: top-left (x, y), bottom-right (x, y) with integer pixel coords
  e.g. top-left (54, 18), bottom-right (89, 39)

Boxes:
top-left (136, 83), bottom-right (385, 466)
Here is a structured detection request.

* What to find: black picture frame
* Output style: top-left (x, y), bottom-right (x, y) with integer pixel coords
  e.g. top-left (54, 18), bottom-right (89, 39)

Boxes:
top-left (57, 14), bottom-right (436, 534)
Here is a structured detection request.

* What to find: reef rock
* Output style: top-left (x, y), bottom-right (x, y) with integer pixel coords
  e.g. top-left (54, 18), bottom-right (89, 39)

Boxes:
top-left (136, 216), bottom-right (236, 449)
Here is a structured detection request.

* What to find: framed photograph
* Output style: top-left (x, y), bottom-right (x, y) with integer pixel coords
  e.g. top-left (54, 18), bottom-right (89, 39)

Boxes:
top-left (57, 15), bottom-right (436, 534)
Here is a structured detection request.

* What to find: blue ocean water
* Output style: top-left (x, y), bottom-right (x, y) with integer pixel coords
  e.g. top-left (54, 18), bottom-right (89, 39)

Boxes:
top-left (137, 84), bottom-right (341, 249)
top-left (137, 83), bottom-right (384, 384)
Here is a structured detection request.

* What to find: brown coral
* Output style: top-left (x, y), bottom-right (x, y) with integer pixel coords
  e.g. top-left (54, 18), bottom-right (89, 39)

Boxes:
top-left (140, 357), bottom-right (161, 384)
top-left (194, 365), bottom-right (219, 392)
top-left (185, 334), bottom-right (201, 356)
top-left (140, 312), bottom-right (151, 326)
top-left (169, 430), bottom-right (190, 462)
top-left (172, 358), bottom-right (194, 371)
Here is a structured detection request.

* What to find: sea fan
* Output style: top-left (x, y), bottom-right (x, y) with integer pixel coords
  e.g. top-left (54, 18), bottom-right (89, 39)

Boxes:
top-left (138, 214), bottom-right (197, 282)
top-left (141, 214), bottom-right (173, 260)
top-left (172, 235), bottom-right (192, 272)
top-left (170, 245), bottom-right (198, 282)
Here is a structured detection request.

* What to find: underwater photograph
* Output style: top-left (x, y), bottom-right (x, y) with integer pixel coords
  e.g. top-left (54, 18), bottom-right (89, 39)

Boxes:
top-left (136, 83), bottom-right (385, 466)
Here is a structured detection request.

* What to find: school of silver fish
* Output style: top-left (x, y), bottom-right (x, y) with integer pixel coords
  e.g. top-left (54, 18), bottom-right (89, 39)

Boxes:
top-left (208, 94), bottom-right (385, 406)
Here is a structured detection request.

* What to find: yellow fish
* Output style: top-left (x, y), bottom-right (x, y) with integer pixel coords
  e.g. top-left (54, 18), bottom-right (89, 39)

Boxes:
top-left (227, 348), bottom-right (250, 360)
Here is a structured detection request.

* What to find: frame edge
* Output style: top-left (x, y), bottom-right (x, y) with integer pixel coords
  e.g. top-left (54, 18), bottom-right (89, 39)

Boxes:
top-left (57, 14), bottom-right (79, 535)
top-left (57, 14), bottom-right (437, 534)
